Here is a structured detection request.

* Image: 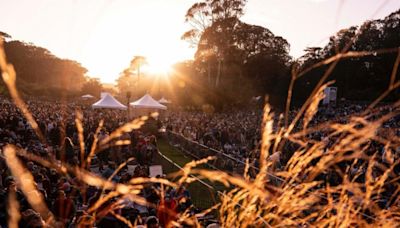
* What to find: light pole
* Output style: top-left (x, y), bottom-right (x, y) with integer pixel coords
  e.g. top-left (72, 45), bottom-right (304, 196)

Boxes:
top-left (126, 91), bottom-right (131, 119)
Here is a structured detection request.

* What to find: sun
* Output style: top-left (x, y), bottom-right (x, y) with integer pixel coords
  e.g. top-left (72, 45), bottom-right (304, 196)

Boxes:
top-left (143, 56), bottom-right (174, 77)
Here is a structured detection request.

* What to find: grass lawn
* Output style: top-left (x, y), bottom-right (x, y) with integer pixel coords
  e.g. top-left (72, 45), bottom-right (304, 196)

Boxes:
top-left (155, 138), bottom-right (228, 210)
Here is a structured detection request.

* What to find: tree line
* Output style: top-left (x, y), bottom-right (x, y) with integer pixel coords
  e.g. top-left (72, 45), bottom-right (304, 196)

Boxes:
top-left (0, 32), bottom-right (102, 98)
top-left (1, 1), bottom-right (399, 107)
top-left (294, 9), bottom-right (400, 105)
top-left (175, 0), bottom-right (291, 109)
top-left (170, 0), bottom-right (399, 110)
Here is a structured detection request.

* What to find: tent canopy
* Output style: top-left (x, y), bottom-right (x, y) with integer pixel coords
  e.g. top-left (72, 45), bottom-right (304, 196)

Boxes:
top-left (81, 94), bottom-right (94, 99)
top-left (92, 93), bottom-right (127, 110)
top-left (130, 94), bottom-right (167, 110)
top-left (158, 97), bottom-right (171, 104)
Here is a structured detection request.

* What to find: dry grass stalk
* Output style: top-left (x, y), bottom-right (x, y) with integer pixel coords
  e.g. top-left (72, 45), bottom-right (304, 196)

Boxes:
top-left (297, 47), bottom-right (399, 79)
top-left (75, 111), bottom-right (86, 169)
top-left (303, 82), bottom-right (332, 131)
top-left (85, 119), bottom-right (103, 169)
top-left (0, 39), bottom-right (45, 142)
top-left (99, 116), bottom-right (147, 146)
top-left (110, 210), bottom-right (134, 228)
top-left (7, 188), bottom-right (20, 228)
top-left (3, 145), bottom-right (55, 226)
top-left (389, 48), bottom-right (400, 88)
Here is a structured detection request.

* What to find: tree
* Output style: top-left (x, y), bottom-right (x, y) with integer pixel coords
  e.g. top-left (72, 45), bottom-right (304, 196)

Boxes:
top-left (181, 0), bottom-right (293, 109)
top-left (297, 9), bottom-right (400, 103)
top-left (80, 78), bottom-right (103, 97)
top-left (182, 0), bottom-right (247, 46)
top-left (183, 0), bottom-right (248, 94)
top-left (116, 68), bottom-right (136, 99)
top-left (193, 18), bottom-right (291, 107)
top-left (0, 31), bottom-right (11, 39)
top-left (130, 56), bottom-right (147, 81)
top-left (2, 38), bottom-right (87, 96)
top-left (182, 2), bottom-right (211, 46)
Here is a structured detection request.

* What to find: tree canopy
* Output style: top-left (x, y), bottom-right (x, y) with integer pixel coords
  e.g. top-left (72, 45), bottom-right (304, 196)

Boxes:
top-left (80, 78), bottom-right (103, 97)
top-left (0, 36), bottom-right (88, 97)
top-left (295, 9), bottom-right (400, 104)
top-left (182, 0), bottom-right (247, 46)
top-left (2, 6), bottom-right (399, 106)
top-left (177, 3), bottom-right (400, 110)
top-left (181, 0), bottom-right (291, 109)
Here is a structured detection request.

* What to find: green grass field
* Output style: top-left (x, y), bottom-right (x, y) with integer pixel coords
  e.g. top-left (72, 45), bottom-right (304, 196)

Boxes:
top-left (155, 138), bottom-right (227, 210)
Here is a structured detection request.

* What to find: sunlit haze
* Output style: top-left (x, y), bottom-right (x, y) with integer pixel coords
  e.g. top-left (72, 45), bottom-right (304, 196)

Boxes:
top-left (0, 0), bottom-right (399, 83)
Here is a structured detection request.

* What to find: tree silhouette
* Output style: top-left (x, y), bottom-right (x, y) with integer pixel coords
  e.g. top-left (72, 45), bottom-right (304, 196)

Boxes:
top-left (2, 38), bottom-right (87, 96)
top-left (130, 56), bottom-right (147, 81)
top-left (297, 9), bottom-right (400, 103)
top-left (182, 0), bottom-right (247, 46)
top-left (80, 78), bottom-right (103, 97)
top-left (0, 31), bottom-right (11, 39)
top-left (116, 68), bottom-right (136, 99)
top-left (189, 16), bottom-right (291, 108)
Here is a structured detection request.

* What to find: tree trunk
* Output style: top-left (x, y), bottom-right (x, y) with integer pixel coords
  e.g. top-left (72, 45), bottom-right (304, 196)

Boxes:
top-left (208, 61), bottom-right (211, 85)
top-left (216, 59), bottom-right (222, 87)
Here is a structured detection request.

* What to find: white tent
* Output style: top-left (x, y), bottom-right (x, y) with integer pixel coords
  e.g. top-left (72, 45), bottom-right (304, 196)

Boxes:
top-left (100, 92), bottom-right (108, 99)
top-left (130, 94), bottom-right (167, 110)
top-left (92, 93), bottom-right (127, 110)
top-left (158, 97), bottom-right (171, 104)
top-left (81, 94), bottom-right (94, 99)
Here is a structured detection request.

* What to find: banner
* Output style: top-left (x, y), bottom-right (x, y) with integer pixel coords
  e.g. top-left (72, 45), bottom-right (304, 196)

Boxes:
top-left (149, 165), bottom-right (163, 177)
top-left (323, 87), bottom-right (337, 105)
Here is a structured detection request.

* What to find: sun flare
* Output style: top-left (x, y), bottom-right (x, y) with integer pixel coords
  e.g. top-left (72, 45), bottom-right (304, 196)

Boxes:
top-left (144, 57), bottom-right (174, 76)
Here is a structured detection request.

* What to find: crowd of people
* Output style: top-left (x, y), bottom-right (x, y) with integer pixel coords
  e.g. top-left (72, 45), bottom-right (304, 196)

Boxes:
top-left (163, 102), bottom-right (400, 173)
top-left (164, 109), bottom-right (262, 162)
top-left (163, 102), bottom-right (400, 211)
top-left (0, 97), bottom-right (195, 227)
top-left (0, 94), bottom-right (399, 227)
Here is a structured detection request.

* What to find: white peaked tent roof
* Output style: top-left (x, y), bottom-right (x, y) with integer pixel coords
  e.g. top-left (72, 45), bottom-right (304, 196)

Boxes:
top-left (81, 94), bottom-right (94, 99)
top-left (158, 97), bottom-right (171, 104)
top-left (130, 94), bottom-right (167, 110)
top-left (92, 93), bottom-right (127, 110)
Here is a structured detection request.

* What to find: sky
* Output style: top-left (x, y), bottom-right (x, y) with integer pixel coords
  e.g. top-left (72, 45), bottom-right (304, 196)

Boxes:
top-left (0, 0), bottom-right (399, 83)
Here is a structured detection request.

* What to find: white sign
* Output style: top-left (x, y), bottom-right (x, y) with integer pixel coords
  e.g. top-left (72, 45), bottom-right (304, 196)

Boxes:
top-left (127, 165), bottom-right (137, 175)
top-left (329, 87), bottom-right (337, 103)
top-left (149, 165), bottom-right (163, 177)
top-left (323, 88), bottom-right (330, 105)
top-left (323, 87), bottom-right (337, 105)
